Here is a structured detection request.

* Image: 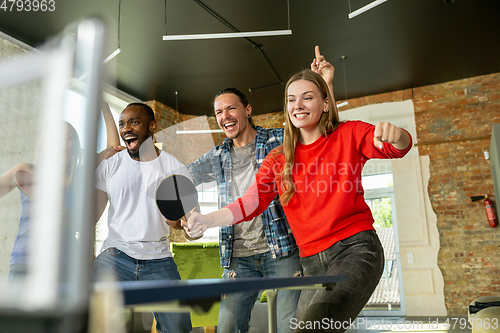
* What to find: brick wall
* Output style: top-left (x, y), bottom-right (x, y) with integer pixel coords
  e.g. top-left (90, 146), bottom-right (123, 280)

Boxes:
top-left (414, 73), bottom-right (500, 315)
top-left (151, 72), bottom-right (500, 315)
top-left (149, 102), bottom-right (220, 165)
top-left (320, 78), bottom-right (500, 315)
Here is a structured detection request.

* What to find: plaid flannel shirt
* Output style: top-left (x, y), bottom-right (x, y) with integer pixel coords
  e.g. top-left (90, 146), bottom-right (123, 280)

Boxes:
top-left (187, 126), bottom-right (297, 268)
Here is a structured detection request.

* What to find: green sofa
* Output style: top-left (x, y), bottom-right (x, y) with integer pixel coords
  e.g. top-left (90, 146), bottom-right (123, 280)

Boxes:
top-left (170, 242), bottom-right (224, 328)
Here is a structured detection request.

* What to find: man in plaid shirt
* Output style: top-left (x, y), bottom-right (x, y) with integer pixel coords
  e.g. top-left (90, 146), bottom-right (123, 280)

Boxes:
top-left (187, 87), bottom-right (301, 333)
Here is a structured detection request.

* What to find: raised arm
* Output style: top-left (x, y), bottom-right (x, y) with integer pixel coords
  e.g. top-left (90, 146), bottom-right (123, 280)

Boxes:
top-left (102, 102), bottom-right (120, 148)
top-left (96, 102), bottom-right (125, 165)
top-left (311, 45), bottom-right (336, 109)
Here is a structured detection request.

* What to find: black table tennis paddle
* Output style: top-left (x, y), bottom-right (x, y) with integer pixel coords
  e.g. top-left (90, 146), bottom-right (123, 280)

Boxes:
top-left (156, 174), bottom-right (198, 221)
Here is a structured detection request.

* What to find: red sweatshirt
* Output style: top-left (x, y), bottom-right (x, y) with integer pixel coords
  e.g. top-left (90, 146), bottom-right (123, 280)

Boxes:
top-left (226, 121), bottom-right (412, 257)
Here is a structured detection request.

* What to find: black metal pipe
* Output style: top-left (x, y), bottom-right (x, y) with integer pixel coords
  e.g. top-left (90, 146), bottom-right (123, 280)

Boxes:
top-left (193, 0), bottom-right (283, 84)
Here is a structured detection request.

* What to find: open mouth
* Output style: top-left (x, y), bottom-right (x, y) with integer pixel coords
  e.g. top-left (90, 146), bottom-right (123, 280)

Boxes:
top-left (123, 134), bottom-right (139, 150)
top-left (223, 121), bottom-right (237, 131)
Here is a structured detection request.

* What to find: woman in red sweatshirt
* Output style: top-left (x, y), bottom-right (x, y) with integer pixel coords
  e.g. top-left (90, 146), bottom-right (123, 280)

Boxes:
top-left (185, 68), bottom-right (412, 332)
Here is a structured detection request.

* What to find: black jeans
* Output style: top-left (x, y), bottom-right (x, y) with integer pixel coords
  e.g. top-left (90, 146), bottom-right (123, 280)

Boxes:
top-left (294, 230), bottom-right (384, 333)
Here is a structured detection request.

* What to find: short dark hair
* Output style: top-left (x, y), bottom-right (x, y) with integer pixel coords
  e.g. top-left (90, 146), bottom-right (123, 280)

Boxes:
top-left (213, 88), bottom-right (255, 127)
top-left (213, 87), bottom-right (249, 108)
top-left (126, 102), bottom-right (155, 123)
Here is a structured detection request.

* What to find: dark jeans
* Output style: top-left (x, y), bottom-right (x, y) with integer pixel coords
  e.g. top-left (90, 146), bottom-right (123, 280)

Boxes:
top-left (294, 230), bottom-right (384, 333)
top-left (218, 251), bottom-right (302, 333)
top-left (92, 247), bottom-right (192, 333)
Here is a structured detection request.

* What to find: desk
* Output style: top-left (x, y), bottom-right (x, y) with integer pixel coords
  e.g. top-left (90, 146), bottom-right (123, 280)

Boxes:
top-left (95, 275), bottom-right (347, 333)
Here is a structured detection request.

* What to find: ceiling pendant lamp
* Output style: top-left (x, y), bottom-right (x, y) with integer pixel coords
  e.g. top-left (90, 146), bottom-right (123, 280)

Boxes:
top-left (336, 56), bottom-right (349, 108)
top-left (163, 0), bottom-right (292, 41)
top-left (71, 0), bottom-right (121, 88)
top-left (348, 0), bottom-right (388, 19)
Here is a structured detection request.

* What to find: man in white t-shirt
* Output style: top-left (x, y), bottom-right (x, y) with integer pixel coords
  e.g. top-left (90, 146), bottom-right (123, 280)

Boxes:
top-left (94, 103), bottom-right (192, 333)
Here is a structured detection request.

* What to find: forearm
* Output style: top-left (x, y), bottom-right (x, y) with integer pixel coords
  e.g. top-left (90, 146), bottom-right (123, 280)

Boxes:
top-left (205, 208), bottom-right (234, 228)
top-left (166, 219), bottom-right (182, 229)
top-left (102, 103), bottom-right (120, 147)
top-left (187, 156), bottom-right (217, 186)
top-left (0, 172), bottom-right (15, 198)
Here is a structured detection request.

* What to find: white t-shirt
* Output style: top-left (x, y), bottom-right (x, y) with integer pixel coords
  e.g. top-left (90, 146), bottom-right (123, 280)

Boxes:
top-left (95, 150), bottom-right (193, 259)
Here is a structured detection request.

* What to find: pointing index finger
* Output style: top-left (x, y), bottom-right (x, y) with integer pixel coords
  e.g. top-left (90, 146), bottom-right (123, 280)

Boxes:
top-left (315, 45), bottom-right (321, 60)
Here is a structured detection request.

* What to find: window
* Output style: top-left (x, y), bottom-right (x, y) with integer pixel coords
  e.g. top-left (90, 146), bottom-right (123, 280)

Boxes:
top-left (192, 181), bottom-right (219, 242)
top-left (361, 173), bottom-right (405, 315)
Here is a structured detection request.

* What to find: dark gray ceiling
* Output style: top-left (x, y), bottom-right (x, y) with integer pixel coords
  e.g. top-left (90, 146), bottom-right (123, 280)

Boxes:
top-left (1, 0), bottom-right (499, 116)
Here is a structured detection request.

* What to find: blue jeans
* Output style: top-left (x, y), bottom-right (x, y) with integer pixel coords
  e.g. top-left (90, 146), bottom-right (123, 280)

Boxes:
top-left (217, 251), bottom-right (302, 333)
top-left (92, 248), bottom-right (192, 333)
top-left (9, 264), bottom-right (72, 281)
top-left (8, 264), bottom-right (27, 280)
top-left (294, 230), bottom-right (384, 333)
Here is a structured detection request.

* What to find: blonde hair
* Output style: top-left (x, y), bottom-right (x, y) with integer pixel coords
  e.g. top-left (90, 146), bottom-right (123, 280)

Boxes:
top-left (278, 69), bottom-right (340, 205)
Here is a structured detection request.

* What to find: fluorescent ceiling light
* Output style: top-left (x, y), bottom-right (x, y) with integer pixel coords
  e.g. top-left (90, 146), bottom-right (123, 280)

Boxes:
top-left (163, 30), bottom-right (292, 41)
top-left (103, 48), bottom-right (121, 64)
top-left (176, 129), bottom-right (223, 134)
top-left (348, 0), bottom-right (387, 19)
top-left (336, 101), bottom-right (348, 108)
top-left (70, 48), bottom-right (121, 88)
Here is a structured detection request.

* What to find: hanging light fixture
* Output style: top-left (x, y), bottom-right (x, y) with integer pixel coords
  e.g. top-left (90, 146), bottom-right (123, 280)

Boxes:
top-left (336, 56), bottom-right (348, 108)
top-left (175, 91), bottom-right (178, 111)
top-left (71, 0), bottom-right (121, 88)
top-left (163, 0), bottom-right (292, 40)
top-left (176, 129), bottom-right (224, 134)
top-left (105, 0), bottom-right (122, 62)
top-left (348, 0), bottom-right (388, 19)
top-left (163, 30), bottom-right (292, 41)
